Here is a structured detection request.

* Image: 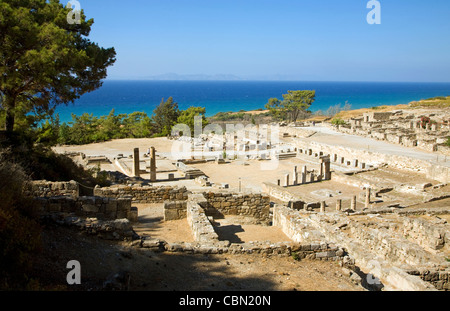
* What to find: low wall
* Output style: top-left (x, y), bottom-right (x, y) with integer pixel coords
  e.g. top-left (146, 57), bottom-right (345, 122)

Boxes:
top-left (273, 204), bottom-right (326, 243)
top-left (262, 182), bottom-right (320, 209)
top-left (93, 184), bottom-right (190, 203)
top-left (26, 180), bottom-right (79, 198)
top-left (401, 217), bottom-right (448, 251)
top-left (186, 194), bottom-right (220, 244)
top-left (34, 196), bottom-right (136, 221)
top-left (202, 191), bottom-right (271, 224)
top-left (43, 214), bottom-right (137, 241)
top-left (273, 204), bottom-right (438, 290)
top-left (409, 269), bottom-right (450, 291)
top-left (164, 201), bottom-right (187, 221)
top-left (262, 182), bottom-right (300, 202)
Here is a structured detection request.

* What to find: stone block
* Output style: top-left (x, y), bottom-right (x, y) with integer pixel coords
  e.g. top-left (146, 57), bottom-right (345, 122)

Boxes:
top-left (82, 204), bottom-right (99, 213)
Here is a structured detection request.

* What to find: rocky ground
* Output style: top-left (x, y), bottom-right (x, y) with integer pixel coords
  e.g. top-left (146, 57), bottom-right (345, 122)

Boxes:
top-left (31, 224), bottom-right (364, 291)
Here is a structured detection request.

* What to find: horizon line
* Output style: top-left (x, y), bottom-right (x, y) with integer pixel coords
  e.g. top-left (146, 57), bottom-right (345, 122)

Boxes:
top-left (104, 78), bottom-right (450, 84)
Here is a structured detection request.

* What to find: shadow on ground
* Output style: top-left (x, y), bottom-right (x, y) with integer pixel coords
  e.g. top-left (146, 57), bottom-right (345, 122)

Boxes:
top-left (31, 225), bottom-right (280, 291)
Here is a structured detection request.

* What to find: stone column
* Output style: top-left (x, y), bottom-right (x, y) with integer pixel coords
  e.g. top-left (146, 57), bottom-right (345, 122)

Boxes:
top-left (320, 201), bottom-right (326, 213)
top-left (353, 159), bottom-right (359, 168)
top-left (150, 147), bottom-right (157, 181)
top-left (336, 199), bottom-right (342, 211)
top-left (310, 172), bottom-right (315, 183)
top-left (284, 174), bottom-right (290, 187)
top-left (319, 160), bottom-right (324, 180)
top-left (293, 166), bottom-right (298, 185)
top-left (332, 154), bottom-right (338, 162)
top-left (351, 196), bottom-right (357, 211)
top-left (277, 179), bottom-right (281, 186)
top-left (365, 187), bottom-right (371, 208)
top-left (301, 166), bottom-right (307, 184)
top-left (321, 156), bottom-right (331, 180)
top-left (133, 148), bottom-right (140, 177)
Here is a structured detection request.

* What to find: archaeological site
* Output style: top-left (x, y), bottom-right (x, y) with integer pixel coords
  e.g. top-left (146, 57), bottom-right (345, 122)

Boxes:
top-left (31, 107), bottom-right (450, 292)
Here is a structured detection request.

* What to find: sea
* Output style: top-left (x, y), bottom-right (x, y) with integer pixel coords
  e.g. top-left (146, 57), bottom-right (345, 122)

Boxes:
top-left (54, 80), bottom-right (450, 123)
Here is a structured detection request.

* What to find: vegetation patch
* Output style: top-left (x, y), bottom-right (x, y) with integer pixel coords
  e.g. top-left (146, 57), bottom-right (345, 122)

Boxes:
top-left (409, 96), bottom-right (450, 108)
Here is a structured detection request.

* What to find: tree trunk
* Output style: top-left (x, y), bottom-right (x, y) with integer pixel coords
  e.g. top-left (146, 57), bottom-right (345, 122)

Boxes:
top-left (4, 96), bottom-right (16, 135)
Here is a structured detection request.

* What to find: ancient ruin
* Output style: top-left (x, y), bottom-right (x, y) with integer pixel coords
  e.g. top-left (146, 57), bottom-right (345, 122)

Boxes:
top-left (46, 115), bottom-right (450, 291)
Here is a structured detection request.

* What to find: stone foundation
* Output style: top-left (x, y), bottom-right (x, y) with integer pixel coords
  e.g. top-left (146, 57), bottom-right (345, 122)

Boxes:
top-left (34, 196), bottom-right (136, 221)
top-left (202, 191), bottom-right (271, 225)
top-left (272, 204), bottom-right (444, 291)
top-left (26, 180), bottom-right (79, 198)
top-left (93, 184), bottom-right (190, 203)
top-left (164, 201), bottom-right (187, 221)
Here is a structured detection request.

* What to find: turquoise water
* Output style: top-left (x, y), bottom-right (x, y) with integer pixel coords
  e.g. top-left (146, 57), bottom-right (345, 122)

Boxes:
top-left (54, 80), bottom-right (450, 123)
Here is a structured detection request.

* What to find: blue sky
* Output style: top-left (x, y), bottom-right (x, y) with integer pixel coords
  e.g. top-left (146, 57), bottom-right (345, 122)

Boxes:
top-left (79, 0), bottom-right (450, 82)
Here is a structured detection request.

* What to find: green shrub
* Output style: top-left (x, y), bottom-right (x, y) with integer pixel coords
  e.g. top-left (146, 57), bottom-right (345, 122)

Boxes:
top-left (331, 117), bottom-right (347, 126)
top-left (292, 252), bottom-right (301, 261)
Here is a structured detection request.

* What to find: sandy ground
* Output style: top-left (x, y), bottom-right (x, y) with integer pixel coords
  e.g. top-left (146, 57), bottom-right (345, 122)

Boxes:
top-left (53, 137), bottom-right (176, 159)
top-left (192, 158), bottom-right (322, 192)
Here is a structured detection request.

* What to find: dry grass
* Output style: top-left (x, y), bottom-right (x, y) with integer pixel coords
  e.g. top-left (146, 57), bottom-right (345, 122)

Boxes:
top-left (333, 104), bottom-right (409, 120)
top-left (408, 96), bottom-right (450, 109)
top-left (230, 109), bottom-right (270, 115)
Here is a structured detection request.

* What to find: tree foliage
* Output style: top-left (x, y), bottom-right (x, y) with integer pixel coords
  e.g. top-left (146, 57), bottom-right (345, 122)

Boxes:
top-left (265, 90), bottom-right (315, 122)
top-left (177, 106), bottom-right (209, 135)
top-left (0, 0), bottom-right (116, 137)
top-left (152, 97), bottom-right (180, 136)
top-left (54, 110), bottom-right (153, 145)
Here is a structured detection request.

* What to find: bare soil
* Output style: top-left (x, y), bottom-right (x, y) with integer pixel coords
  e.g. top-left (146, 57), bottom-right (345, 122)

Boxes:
top-left (31, 224), bottom-right (363, 291)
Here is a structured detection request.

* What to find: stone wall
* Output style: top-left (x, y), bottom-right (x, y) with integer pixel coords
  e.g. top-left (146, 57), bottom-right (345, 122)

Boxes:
top-left (186, 194), bottom-right (220, 244)
top-left (408, 268), bottom-right (450, 291)
top-left (34, 196), bottom-right (136, 221)
top-left (164, 201), bottom-right (187, 221)
top-left (93, 184), bottom-right (190, 203)
top-left (400, 216), bottom-right (448, 251)
top-left (42, 214), bottom-right (137, 241)
top-left (202, 191), bottom-right (271, 224)
top-left (273, 204), bottom-right (327, 243)
top-left (272, 204), bottom-right (439, 290)
top-left (262, 182), bottom-right (320, 209)
top-left (26, 180), bottom-right (79, 198)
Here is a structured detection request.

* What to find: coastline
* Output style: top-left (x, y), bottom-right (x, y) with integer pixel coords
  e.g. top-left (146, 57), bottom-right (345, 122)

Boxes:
top-left (53, 80), bottom-right (450, 123)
